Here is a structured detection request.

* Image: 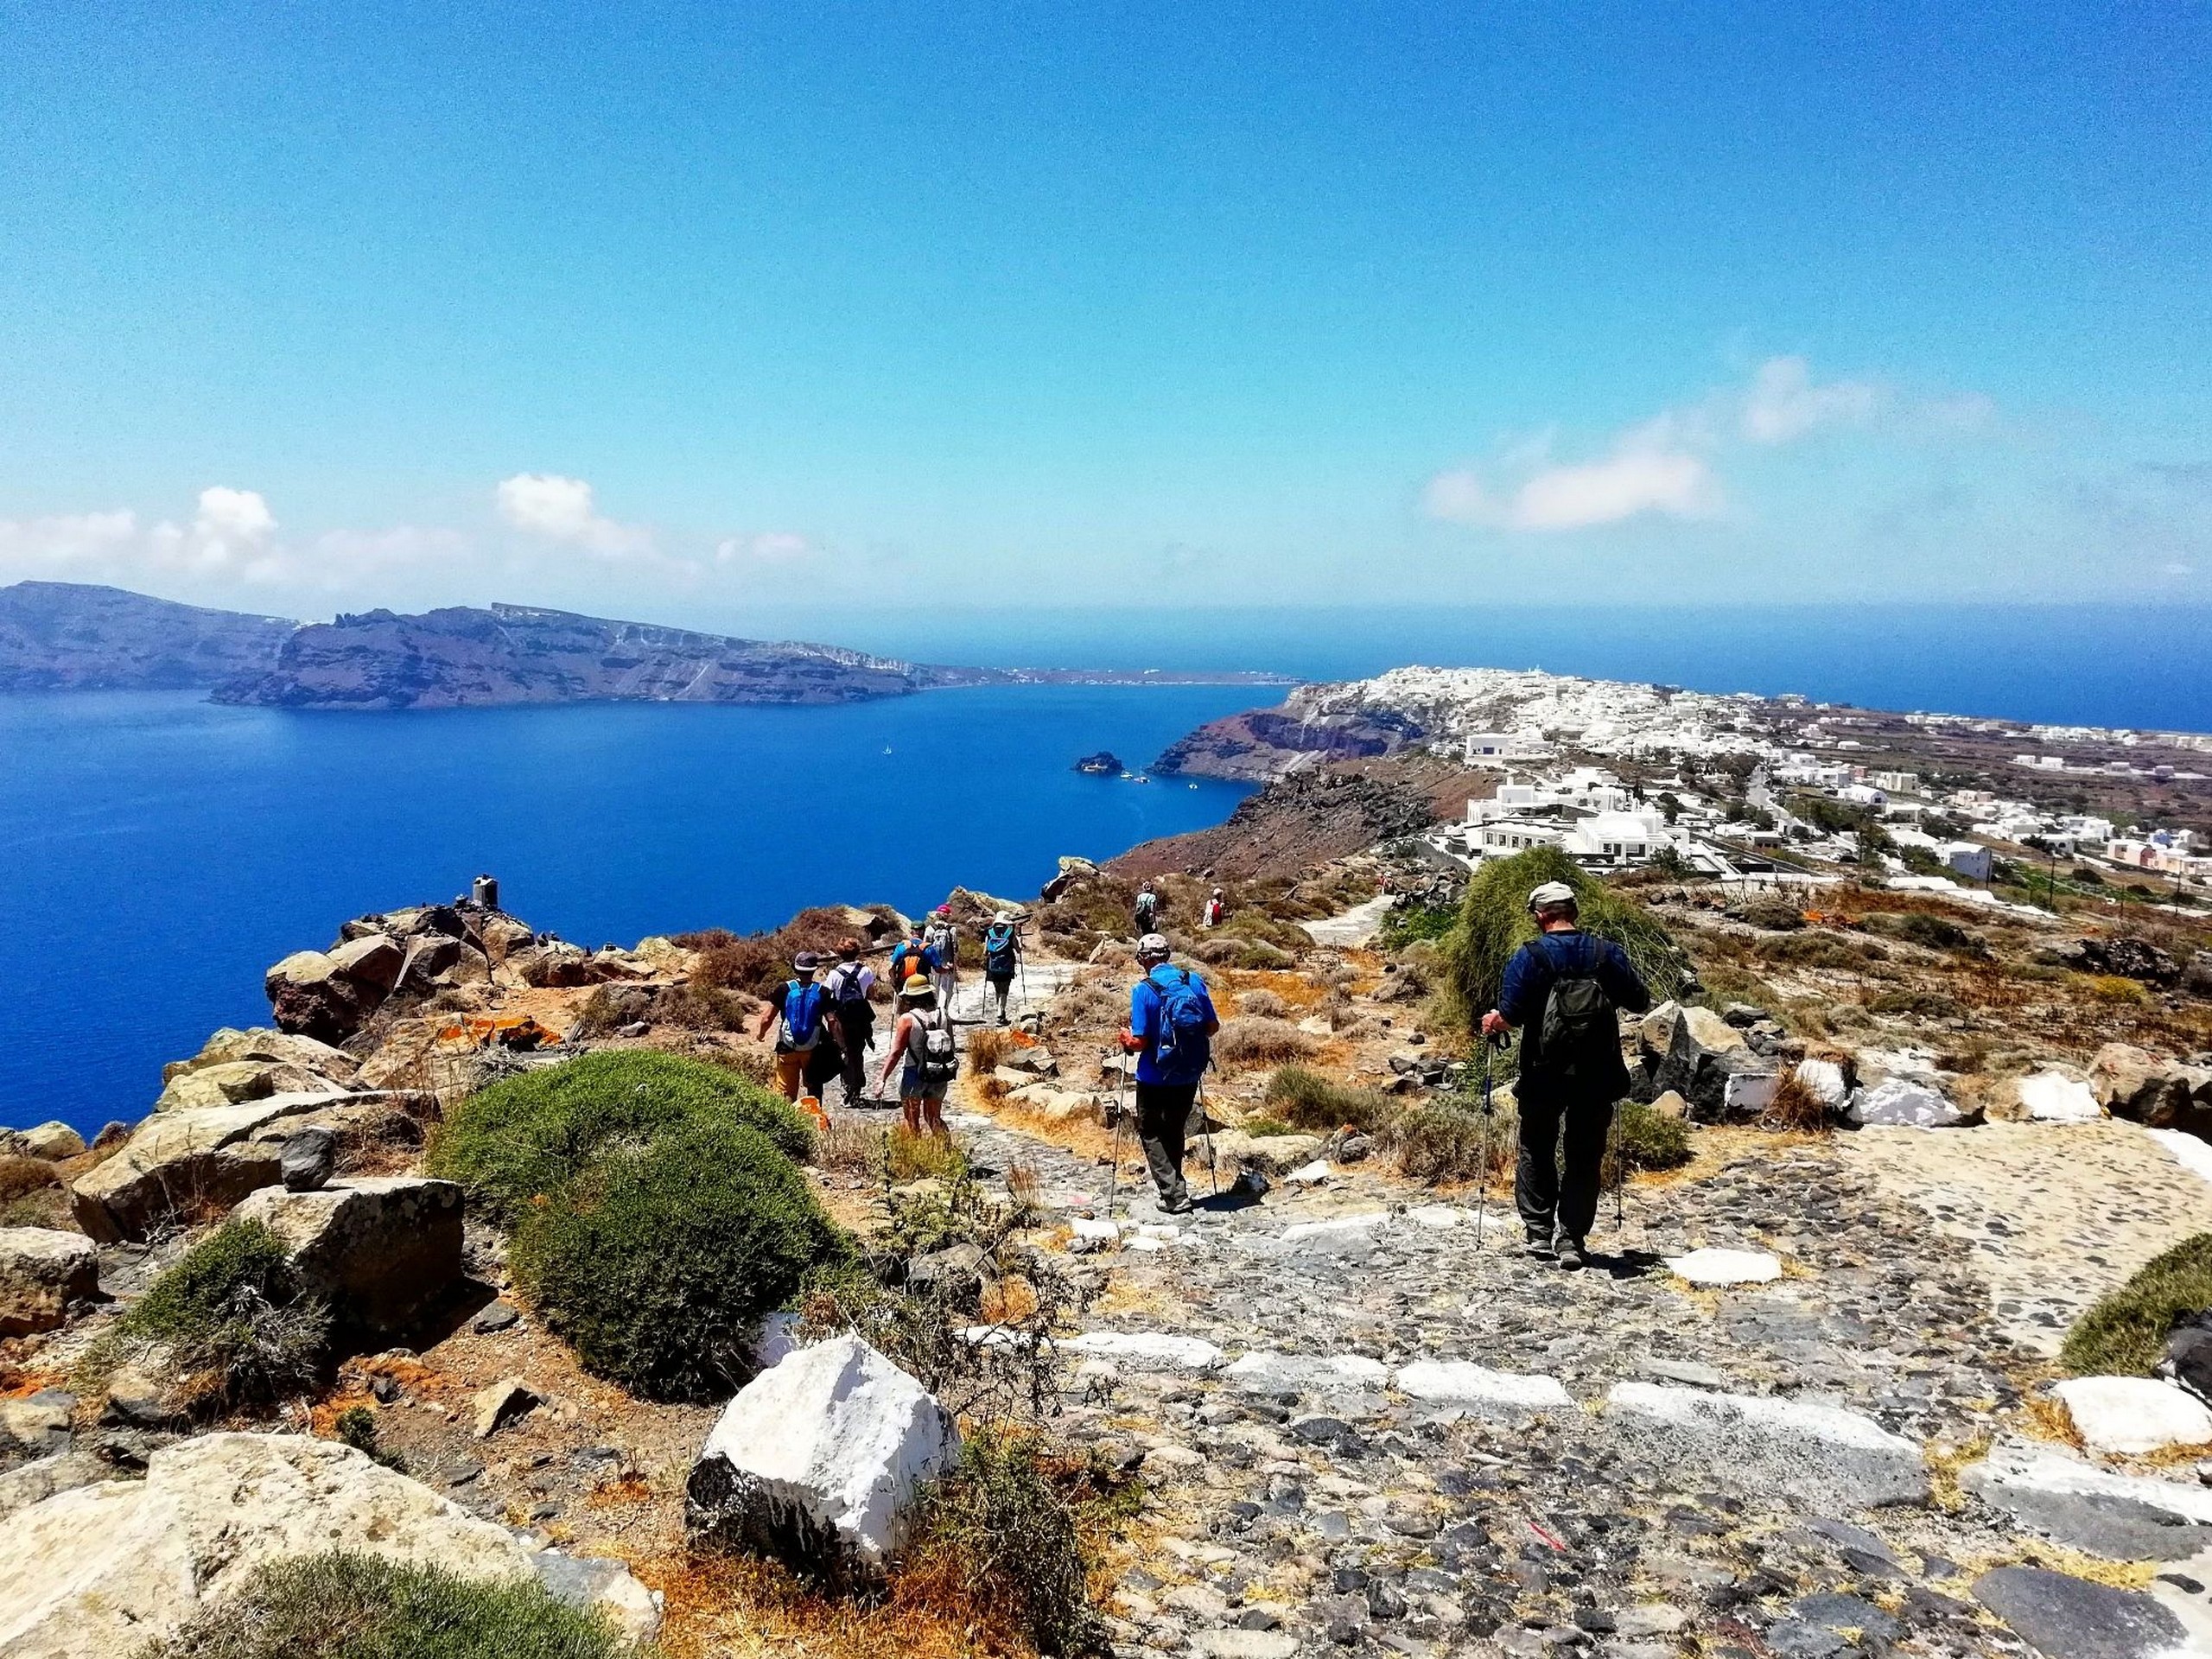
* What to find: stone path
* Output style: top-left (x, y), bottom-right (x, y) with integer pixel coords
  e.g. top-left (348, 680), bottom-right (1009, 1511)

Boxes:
top-left (940, 1095), bottom-right (2212, 1657)
top-left (1302, 896), bottom-right (1395, 950)
top-left (1841, 1122), bottom-right (2212, 1357)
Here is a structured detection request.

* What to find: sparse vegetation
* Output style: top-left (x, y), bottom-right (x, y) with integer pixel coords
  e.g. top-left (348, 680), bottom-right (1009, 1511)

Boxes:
top-left (1233, 988), bottom-right (1287, 1019)
top-left (2063, 1232), bottom-right (2212, 1377)
top-left (0, 1154), bottom-right (68, 1228)
top-left (137, 1549), bottom-right (649, 1659)
top-left (1378, 899), bottom-right (1457, 951)
top-left (1605, 1100), bottom-right (1693, 1176)
top-left (1389, 1096), bottom-right (1510, 1185)
top-left (331, 1404), bottom-right (405, 1471)
top-left (1211, 1016), bottom-right (1319, 1068)
top-left (1262, 1065), bottom-right (1397, 1134)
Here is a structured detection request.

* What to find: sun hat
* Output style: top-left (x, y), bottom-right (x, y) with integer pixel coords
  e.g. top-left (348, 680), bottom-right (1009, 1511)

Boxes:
top-left (1136, 932), bottom-right (1171, 961)
top-left (793, 950), bottom-right (822, 969)
top-left (994, 910), bottom-right (1012, 923)
top-left (900, 974), bottom-right (934, 997)
top-left (1528, 881), bottom-right (1577, 908)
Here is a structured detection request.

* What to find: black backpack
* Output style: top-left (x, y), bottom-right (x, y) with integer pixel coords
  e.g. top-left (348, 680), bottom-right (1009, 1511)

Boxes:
top-left (1535, 935), bottom-right (1617, 1084)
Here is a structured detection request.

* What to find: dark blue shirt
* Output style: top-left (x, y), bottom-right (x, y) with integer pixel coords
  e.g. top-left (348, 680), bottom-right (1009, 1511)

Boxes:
top-left (1497, 930), bottom-right (1651, 1090)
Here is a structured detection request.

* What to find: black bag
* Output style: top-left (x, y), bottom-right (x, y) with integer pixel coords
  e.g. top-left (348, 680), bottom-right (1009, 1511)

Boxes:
top-left (1536, 935), bottom-right (1617, 1085)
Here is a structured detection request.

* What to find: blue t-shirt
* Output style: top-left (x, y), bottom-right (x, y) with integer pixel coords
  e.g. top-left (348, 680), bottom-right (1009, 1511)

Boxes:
top-left (1129, 964), bottom-right (1217, 1085)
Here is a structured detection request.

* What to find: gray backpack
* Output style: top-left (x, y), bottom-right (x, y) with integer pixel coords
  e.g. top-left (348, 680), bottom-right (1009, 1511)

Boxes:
top-left (912, 1007), bottom-right (957, 1086)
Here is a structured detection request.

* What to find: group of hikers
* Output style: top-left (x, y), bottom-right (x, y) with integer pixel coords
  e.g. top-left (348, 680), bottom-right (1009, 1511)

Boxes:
top-left (754, 876), bottom-right (1647, 1269)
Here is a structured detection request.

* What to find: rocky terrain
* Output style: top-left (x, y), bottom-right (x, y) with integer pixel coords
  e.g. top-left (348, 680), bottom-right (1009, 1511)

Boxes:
top-left (0, 581), bottom-right (296, 691)
top-left (7, 837), bottom-right (2212, 1657)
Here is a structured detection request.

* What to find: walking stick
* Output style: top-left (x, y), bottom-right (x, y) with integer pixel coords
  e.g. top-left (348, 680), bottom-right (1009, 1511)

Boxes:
top-left (1199, 1070), bottom-right (1220, 1199)
top-left (1475, 1037), bottom-right (1497, 1248)
top-left (1103, 1049), bottom-right (1129, 1220)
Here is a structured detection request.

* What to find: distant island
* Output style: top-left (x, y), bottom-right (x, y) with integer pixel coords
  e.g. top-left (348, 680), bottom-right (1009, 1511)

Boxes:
top-left (0, 582), bottom-right (1294, 709)
top-left (1073, 750), bottom-right (1123, 775)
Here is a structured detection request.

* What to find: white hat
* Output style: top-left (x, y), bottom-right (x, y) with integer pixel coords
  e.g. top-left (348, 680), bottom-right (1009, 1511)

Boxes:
top-left (994, 910), bottom-right (1012, 923)
top-left (1529, 880), bottom-right (1577, 908)
top-left (1136, 932), bottom-right (1172, 960)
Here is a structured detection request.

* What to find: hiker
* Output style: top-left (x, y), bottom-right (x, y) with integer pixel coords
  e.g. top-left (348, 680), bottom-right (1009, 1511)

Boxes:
top-left (820, 938), bottom-right (877, 1104)
top-left (1203, 887), bottom-right (1226, 928)
top-left (754, 950), bottom-right (829, 1102)
top-left (923, 904), bottom-right (959, 1012)
top-left (888, 922), bottom-right (931, 992)
top-left (1134, 882), bottom-right (1160, 936)
top-left (982, 910), bottom-right (1023, 1026)
top-left (1480, 880), bottom-right (1651, 1271)
top-left (1116, 933), bottom-right (1220, 1215)
top-left (877, 973), bottom-right (957, 1136)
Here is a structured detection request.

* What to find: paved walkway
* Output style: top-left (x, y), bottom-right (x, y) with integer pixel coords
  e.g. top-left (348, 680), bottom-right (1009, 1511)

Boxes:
top-left (1300, 894), bottom-right (1395, 949)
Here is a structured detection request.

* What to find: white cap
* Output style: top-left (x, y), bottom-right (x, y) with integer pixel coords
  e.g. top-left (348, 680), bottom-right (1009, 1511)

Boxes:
top-left (1529, 880), bottom-right (1577, 907)
top-left (1136, 932), bottom-right (1172, 960)
top-left (994, 910), bottom-right (1012, 922)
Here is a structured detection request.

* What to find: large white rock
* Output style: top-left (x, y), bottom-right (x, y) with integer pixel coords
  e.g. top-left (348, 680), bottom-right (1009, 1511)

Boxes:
top-left (2018, 1071), bottom-right (2102, 1124)
top-left (1279, 1211), bottom-right (1391, 1244)
top-left (0, 1229), bottom-right (99, 1337)
top-left (1961, 1441), bottom-right (2212, 1560)
top-left (1847, 1077), bottom-right (1970, 1129)
top-left (1061, 1331), bottom-right (1226, 1371)
top-left (0, 1433), bottom-right (658, 1658)
top-left (11, 1124), bottom-right (84, 1161)
top-left (1225, 1351), bottom-right (1389, 1392)
top-left (1666, 1248), bottom-right (1783, 1287)
top-left (1794, 1058), bottom-right (1849, 1111)
top-left (1605, 1382), bottom-right (1929, 1510)
top-left (1393, 1362), bottom-right (1572, 1421)
top-left (232, 1176), bottom-right (462, 1335)
top-left (2051, 1376), bottom-right (2212, 1456)
top-left (684, 1334), bottom-right (958, 1582)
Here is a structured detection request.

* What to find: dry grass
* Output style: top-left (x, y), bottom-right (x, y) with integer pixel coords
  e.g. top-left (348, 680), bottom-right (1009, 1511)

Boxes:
top-left (966, 1027), bottom-right (1016, 1076)
top-left (1760, 1071), bottom-right (1834, 1135)
top-left (1210, 1017), bottom-right (1319, 1070)
top-left (1232, 988), bottom-right (1287, 1020)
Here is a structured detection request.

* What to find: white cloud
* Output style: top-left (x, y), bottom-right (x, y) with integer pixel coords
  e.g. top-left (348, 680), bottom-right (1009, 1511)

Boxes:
top-left (495, 473), bottom-right (652, 558)
top-left (194, 486), bottom-right (276, 544)
top-left (715, 531), bottom-right (816, 566)
top-left (1739, 356), bottom-right (1883, 444)
top-left (1425, 425), bottom-right (1719, 531)
top-left (0, 509), bottom-right (142, 573)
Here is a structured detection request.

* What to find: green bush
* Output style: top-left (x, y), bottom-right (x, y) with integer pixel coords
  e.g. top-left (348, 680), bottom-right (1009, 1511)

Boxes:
top-left (1379, 899), bottom-right (1458, 951)
top-left (1605, 1099), bottom-right (1693, 1177)
top-left (2063, 1233), bottom-right (2212, 1376)
top-left (94, 1220), bottom-right (329, 1408)
top-left (1439, 849), bottom-right (1688, 1036)
top-left (136, 1549), bottom-right (649, 1659)
top-left (1262, 1065), bottom-right (1399, 1134)
top-left (1868, 909), bottom-right (1982, 954)
top-left (1389, 1096), bottom-right (1511, 1185)
top-left (512, 1119), bottom-right (848, 1401)
top-left (430, 1051), bottom-right (814, 1226)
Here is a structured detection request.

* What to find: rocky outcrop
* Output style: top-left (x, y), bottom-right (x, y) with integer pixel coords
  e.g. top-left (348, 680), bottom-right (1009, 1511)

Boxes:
top-left (2089, 1043), bottom-right (2212, 1133)
top-left (0, 1230), bottom-right (99, 1336)
top-left (231, 1176), bottom-right (463, 1337)
top-left (1847, 1076), bottom-right (1975, 1128)
top-left (685, 1334), bottom-right (959, 1584)
top-left (1603, 1382), bottom-right (1929, 1510)
top-left (1962, 1441), bottom-right (2212, 1560)
top-left (69, 1092), bottom-right (359, 1242)
top-left (0, 1433), bottom-right (658, 1656)
top-left (1114, 766), bottom-right (1439, 881)
top-left (1074, 751), bottom-right (1124, 775)
top-left (1645, 1006), bottom-right (1777, 1122)
top-left (2, 1123), bottom-right (83, 1161)
top-left (1154, 698), bottom-right (1425, 783)
top-left (155, 1027), bottom-right (358, 1112)
top-left (0, 581), bottom-right (295, 692)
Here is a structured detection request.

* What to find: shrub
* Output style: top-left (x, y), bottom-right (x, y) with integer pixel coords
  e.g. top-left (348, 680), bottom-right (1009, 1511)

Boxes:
top-left (898, 1427), bottom-right (1132, 1657)
top-left (1211, 1017), bottom-right (1319, 1068)
top-left (429, 1051), bottom-right (813, 1227)
top-left (94, 1220), bottom-right (329, 1408)
top-left (0, 1155), bottom-right (67, 1228)
top-left (1605, 1100), bottom-right (1693, 1175)
top-left (1379, 899), bottom-right (1458, 951)
top-left (137, 1549), bottom-right (647, 1659)
top-left (332, 1404), bottom-right (405, 1472)
top-left (1761, 1070), bottom-right (1833, 1134)
top-left (1240, 1116), bottom-right (1296, 1137)
top-left (1390, 1097), bottom-right (1512, 1185)
top-left (1866, 988), bottom-right (1967, 1020)
top-left (513, 1120), bottom-right (849, 1401)
top-left (965, 1027), bottom-right (1014, 1076)
top-left (1869, 909), bottom-right (1983, 954)
top-left (1439, 849), bottom-right (1688, 1035)
top-left (1235, 988), bottom-right (1287, 1020)
top-left (2063, 1233), bottom-right (2212, 1376)
top-left (1755, 931), bottom-right (1882, 969)
top-left (1262, 1065), bottom-right (1397, 1134)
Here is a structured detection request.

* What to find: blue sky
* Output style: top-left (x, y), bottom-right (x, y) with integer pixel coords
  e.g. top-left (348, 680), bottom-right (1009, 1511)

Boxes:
top-left (0, 0), bottom-right (2207, 621)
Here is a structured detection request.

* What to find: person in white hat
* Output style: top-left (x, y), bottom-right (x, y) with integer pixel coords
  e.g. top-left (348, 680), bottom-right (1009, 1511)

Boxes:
top-left (981, 911), bottom-right (1023, 1025)
top-left (1478, 879), bottom-right (1650, 1269)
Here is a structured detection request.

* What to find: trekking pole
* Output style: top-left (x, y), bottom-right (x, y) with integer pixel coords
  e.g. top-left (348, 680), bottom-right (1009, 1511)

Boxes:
top-left (1609, 1104), bottom-right (1626, 1233)
top-left (1199, 1071), bottom-right (1220, 1199)
top-left (1103, 1049), bottom-right (1128, 1220)
top-left (1475, 1037), bottom-right (1496, 1249)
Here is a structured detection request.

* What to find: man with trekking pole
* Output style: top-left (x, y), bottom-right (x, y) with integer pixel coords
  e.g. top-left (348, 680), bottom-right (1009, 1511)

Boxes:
top-left (1116, 933), bottom-right (1219, 1215)
top-left (1480, 880), bottom-right (1650, 1270)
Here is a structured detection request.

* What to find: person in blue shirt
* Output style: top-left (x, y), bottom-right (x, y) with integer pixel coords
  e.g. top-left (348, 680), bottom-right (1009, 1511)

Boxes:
top-left (1116, 933), bottom-right (1220, 1214)
top-left (1481, 880), bottom-right (1651, 1269)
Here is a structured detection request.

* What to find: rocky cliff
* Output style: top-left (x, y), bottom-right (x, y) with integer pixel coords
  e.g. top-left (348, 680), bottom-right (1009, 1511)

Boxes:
top-left (0, 582), bottom-right (297, 691)
top-left (213, 603), bottom-right (923, 710)
top-left (1153, 697), bottom-right (1426, 782)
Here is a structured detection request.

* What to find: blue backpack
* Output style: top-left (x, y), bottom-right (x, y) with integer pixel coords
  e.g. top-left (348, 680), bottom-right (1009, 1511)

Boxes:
top-left (780, 980), bottom-right (824, 1051)
top-left (1147, 966), bottom-right (1212, 1079)
top-left (984, 925), bottom-right (1018, 977)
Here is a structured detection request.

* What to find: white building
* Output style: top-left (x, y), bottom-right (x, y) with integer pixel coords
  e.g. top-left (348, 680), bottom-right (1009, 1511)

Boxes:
top-left (1837, 783), bottom-right (1889, 808)
top-left (1942, 842), bottom-right (1994, 883)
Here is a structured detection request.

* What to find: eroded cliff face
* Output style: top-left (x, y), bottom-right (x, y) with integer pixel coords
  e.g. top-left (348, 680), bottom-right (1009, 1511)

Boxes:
top-left (213, 603), bottom-right (923, 709)
top-left (0, 582), bottom-right (297, 691)
top-left (1153, 696), bottom-right (1427, 783)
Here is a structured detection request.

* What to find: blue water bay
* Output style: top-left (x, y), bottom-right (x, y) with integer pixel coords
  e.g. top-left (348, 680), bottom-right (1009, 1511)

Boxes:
top-left (0, 686), bottom-right (1258, 1135)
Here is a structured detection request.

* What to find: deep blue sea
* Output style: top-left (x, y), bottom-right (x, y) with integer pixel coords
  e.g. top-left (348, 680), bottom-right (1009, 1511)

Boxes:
top-left (7, 602), bottom-right (2210, 1138)
top-left (0, 685), bottom-right (1259, 1135)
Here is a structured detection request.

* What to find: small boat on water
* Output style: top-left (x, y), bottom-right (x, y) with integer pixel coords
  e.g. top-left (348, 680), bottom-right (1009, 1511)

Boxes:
top-left (1134, 774), bottom-right (1151, 785)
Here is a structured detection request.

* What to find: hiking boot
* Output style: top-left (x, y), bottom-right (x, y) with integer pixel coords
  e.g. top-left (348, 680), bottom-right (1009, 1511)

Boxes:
top-left (1555, 1236), bottom-right (1589, 1271)
top-left (1523, 1228), bottom-right (1556, 1259)
top-left (1158, 1195), bottom-right (1193, 1216)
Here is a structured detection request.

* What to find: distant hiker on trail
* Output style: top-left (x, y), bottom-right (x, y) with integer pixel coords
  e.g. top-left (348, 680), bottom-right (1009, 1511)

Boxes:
top-left (1203, 887), bottom-right (1226, 928)
top-left (1481, 880), bottom-right (1651, 1272)
top-left (924, 905), bottom-right (959, 1013)
top-left (982, 910), bottom-right (1023, 1026)
top-left (1133, 882), bottom-right (1160, 936)
top-left (888, 922), bottom-right (932, 992)
top-left (878, 973), bottom-right (957, 1136)
top-left (820, 938), bottom-right (877, 1104)
top-left (1117, 933), bottom-right (1220, 1215)
top-left (755, 950), bottom-right (829, 1103)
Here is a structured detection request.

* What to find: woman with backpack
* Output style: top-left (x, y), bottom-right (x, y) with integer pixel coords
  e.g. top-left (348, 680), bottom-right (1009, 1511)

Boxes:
top-left (924, 905), bottom-right (960, 1013)
top-left (1117, 933), bottom-right (1220, 1214)
top-left (982, 910), bottom-right (1022, 1026)
top-left (877, 973), bottom-right (958, 1136)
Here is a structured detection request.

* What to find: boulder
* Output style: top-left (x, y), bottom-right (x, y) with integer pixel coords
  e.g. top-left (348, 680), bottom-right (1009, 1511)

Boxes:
top-left (2163, 1319), bottom-right (2212, 1403)
top-left (1794, 1058), bottom-right (1851, 1111)
top-left (1635, 1001), bottom-right (1681, 1067)
top-left (162, 1027), bottom-right (359, 1086)
top-left (1205, 1129), bottom-right (1325, 1177)
top-left (0, 1433), bottom-right (658, 1656)
top-left (1648, 1089), bottom-right (1690, 1120)
top-left (279, 1127), bottom-right (336, 1192)
top-left (69, 1094), bottom-right (351, 1243)
top-left (1653, 1008), bottom-right (1770, 1120)
top-left (10, 1124), bottom-right (83, 1162)
top-left (1847, 1076), bottom-right (1974, 1128)
top-left (1974, 1566), bottom-right (2187, 1659)
top-left (685, 1334), bottom-right (958, 1584)
top-left (514, 939), bottom-right (596, 988)
top-left (2050, 1376), bottom-right (2212, 1456)
top-left (0, 1230), bottom-right (99, 1336)
top-left (2017, 1070), bottom-right (2102, 1124)
top-left (1604, 1382), bottom-right (1928, 1510)
top-left (231, 1176), bottom-right (462, 1337)
top-left (1041, 855), bottom-right (1099, 901)
top-left (328, 931), bottom-right (404, 993)
top-left (0, 1452), bottom-right (105, 1526)
top-left (1961, 1441), bottom-right (2212, 1560)
top-left (473, 1376), bottom-right (540, 1439)
top-left (265, 950), bottom-right (378, 1045)
top-left (152, 1058), bottom-right (331, 1114)
top-left (2090, 1044), bottom-right (2212, 1132)
top-left (1224, 1352), bottom-right (1389, 1394)
top-left (0, 1393), bottom-right (74, 1460)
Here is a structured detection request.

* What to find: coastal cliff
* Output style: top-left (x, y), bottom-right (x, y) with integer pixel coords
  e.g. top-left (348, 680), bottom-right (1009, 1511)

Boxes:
top-left (0, 581), bottom-right (296, 691)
